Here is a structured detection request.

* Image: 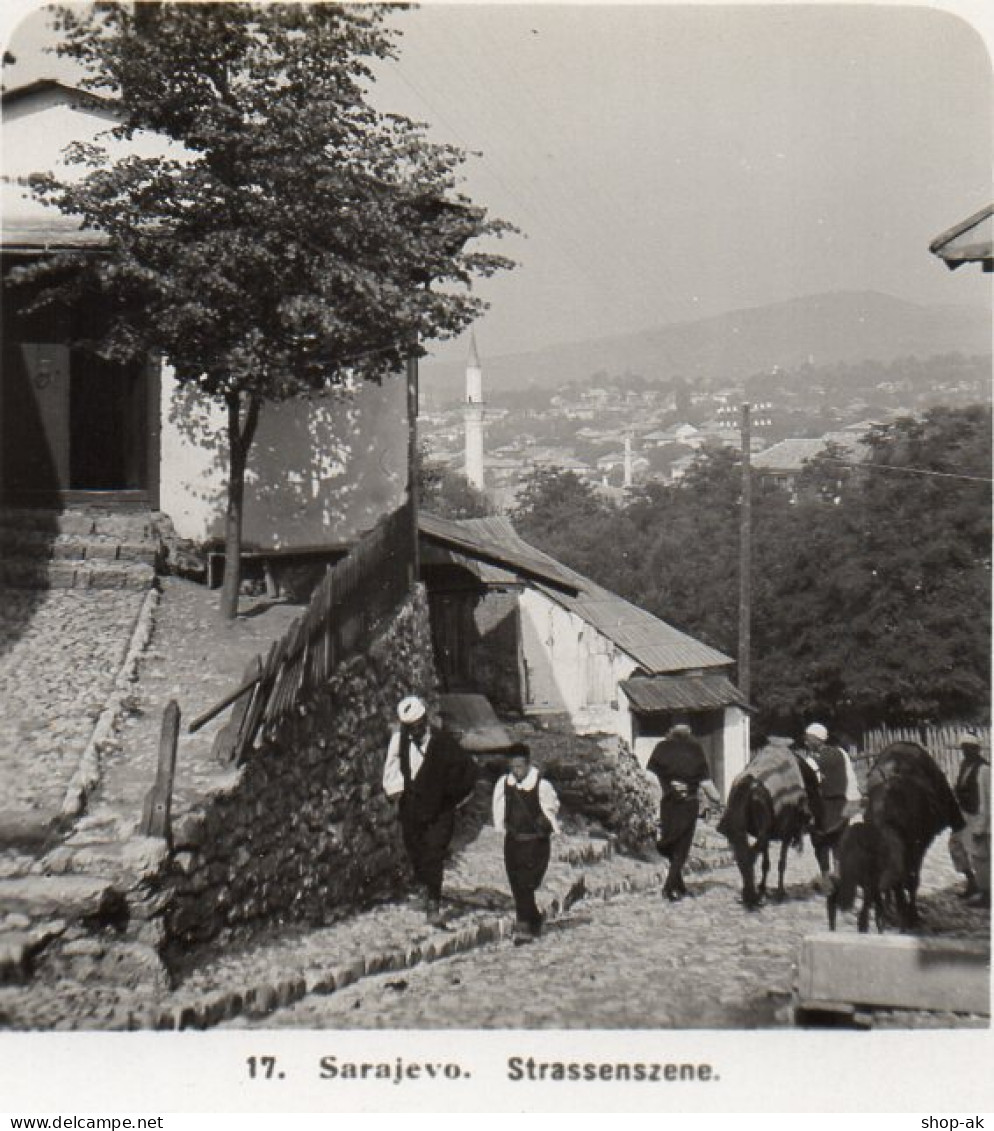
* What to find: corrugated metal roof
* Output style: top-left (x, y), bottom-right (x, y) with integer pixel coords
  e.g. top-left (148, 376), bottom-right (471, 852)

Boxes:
top-left (440, 516), bottom-right (733, 673)
top-left (620, 673), bottom-right (750, 713)
top-left (929, 204), bottom-right (994, 272)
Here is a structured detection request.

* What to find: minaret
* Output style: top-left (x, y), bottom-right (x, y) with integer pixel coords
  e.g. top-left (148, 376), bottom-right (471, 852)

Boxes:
top-left (464, 330), bottom-right (485, 491)
top-left (623, 432), bottom-right (634, 489)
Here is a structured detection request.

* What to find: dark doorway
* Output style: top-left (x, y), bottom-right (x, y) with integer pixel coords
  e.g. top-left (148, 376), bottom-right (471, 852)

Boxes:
top-left (1, 257), bottom-right (159, 507)
top-left (69, 352), bottom-right (147, 490)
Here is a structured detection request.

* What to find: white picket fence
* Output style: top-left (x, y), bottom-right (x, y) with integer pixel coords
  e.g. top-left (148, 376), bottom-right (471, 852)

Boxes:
top-left (855, 723), bottom-right (989, 785)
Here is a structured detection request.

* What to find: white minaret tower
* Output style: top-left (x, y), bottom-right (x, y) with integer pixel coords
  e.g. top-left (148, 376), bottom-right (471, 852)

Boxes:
top-left (623, 432), bottom-right (634, 488)
top-left (464, 330), bottom-right (485, 491)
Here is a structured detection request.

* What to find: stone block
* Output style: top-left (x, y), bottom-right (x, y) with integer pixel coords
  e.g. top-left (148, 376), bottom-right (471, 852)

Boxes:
top-left (118, 543), bottom-right (159, 565)
top-left (0, 875), bottom-right (117, 921)
top-left (120, 836), bottom-right (170, 880)
top-left (172, 816), bottom-right (205, 849)
top-left (84, 567), bottom-right (130, 590)
top-left (53, 541), bottom-right (86, 561)
top-left (85, 542), bottom-right (120, 561)
top-left (798, 932), bottom-right (990, 1015)
top-left (47, 564), bottom-right (78, 588)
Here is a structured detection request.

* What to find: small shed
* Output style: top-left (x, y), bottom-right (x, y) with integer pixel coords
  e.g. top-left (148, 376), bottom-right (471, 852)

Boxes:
top-left (418, 513), bottom-right (751, 796)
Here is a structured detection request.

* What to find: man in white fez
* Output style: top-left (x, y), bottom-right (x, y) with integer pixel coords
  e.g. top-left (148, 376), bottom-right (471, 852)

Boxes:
top-left (800, 722), bottom-right (856, 886)
top-left (949, 729), bottom-right (990, 909)
top-left (383, 695), bottom-right (478, 926)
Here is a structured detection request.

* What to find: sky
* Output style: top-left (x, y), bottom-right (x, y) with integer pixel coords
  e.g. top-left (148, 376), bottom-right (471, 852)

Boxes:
top-left (2, 1), bottom-right (992, 368)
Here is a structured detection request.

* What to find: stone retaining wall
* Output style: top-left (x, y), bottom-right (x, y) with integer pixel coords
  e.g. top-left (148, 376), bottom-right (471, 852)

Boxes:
top-left (148, 588), bottom-right (437, 964)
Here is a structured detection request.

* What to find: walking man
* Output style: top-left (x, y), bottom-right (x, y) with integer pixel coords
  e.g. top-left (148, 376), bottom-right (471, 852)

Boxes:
top-left (647, 723), bottom-right (721, 902)
top-left (383, 695), bottom-right (478, 927)
top-left (492, 742), bottom-right (561, 944)
top-left (799, 722), bottom-right (853, 886)
top-left (949, 729), bottom-right (990, 910)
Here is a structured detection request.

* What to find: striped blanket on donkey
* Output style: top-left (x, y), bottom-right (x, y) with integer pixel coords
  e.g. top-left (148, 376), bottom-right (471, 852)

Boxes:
top-left (746, 745), bottom-right (809, 820)
top-left (718, 742), bottom-right (814, 906)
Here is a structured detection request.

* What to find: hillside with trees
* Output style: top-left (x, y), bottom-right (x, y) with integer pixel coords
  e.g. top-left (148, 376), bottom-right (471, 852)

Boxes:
top-left (512, 405), bottom-right (992, 737)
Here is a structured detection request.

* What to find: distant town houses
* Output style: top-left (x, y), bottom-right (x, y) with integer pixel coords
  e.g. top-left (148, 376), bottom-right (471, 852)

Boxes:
top-left (419, 340), bottom-right (989, 510)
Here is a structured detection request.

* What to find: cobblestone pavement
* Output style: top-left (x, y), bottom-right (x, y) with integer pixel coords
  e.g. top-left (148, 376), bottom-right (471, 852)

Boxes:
top-left (88, 577), bottom-right (299, 839)
top-left (230, 830), bottom-right (990, 1031)
top-left (0, 815), bottom-right (722, 1029)
top-left (0, 590), bottom-right (145, 825)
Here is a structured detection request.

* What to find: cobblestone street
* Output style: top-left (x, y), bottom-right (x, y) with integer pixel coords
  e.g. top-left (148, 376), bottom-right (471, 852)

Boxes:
top-left (231, 830), bottom-right (989, 1031)
top-left (0, 590), bottom-right (145, 823)
top-left (0, 577), bottom-right (988, 1035)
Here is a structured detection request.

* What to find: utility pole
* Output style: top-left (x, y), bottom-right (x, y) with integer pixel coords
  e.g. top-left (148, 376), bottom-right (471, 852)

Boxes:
top-left (738, 401), bottom-right (752, 703)
top-left (407, 346), bottom-right (420, 583)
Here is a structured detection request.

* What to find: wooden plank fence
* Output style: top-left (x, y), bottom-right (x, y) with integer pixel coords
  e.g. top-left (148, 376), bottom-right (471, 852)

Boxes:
top-left (190, 499), bottom-right (415, 762)
top-left (855, 722), bottom-right (990, 786)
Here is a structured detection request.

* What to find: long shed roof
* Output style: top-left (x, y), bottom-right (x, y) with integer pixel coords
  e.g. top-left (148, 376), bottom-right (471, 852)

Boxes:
top-left (929, 205), bottom-right (994, 272)
top-left (421, 513), bottom-right (732, 673)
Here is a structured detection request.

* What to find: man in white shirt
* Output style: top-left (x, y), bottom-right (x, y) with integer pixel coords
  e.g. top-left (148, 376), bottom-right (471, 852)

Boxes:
top-left (493, 743), bottom-right (561, 944)
top-left (383, 695), bottom-right (478, 926)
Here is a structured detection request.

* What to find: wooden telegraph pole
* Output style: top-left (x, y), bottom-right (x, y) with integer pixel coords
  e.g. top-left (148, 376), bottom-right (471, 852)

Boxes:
top-left (738, 402), bottom-right (752, 703)
top-left (407, 345), bottom-right (421, 583)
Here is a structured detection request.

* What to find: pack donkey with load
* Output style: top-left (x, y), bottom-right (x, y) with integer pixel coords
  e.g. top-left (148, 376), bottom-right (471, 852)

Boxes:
top-left (827, 742), bottom-right (965, 932)
top-left (717, 742), bottom-right (822, 908)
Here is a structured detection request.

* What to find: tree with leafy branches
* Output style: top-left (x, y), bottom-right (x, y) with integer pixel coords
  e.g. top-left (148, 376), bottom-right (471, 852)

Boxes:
top-left (16, 2), bottom-right (514, 617)
top-left (416, 442), bottom-right (494, 521)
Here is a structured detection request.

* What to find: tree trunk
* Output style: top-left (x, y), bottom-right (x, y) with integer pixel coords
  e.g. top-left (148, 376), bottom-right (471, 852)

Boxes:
top-left (219, 391), bottom-right (260, 621)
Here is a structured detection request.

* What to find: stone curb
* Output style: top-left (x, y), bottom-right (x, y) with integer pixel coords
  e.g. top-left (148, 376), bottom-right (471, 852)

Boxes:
top-left (133, 851), bottom-right (734, 1031)
top-left (61, 587), bottom-right (161, 820)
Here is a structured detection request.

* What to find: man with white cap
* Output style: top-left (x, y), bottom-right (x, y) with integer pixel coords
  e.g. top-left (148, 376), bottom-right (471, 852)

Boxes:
top-left (800, 722), bottom-right (854, 886)
top-left (948, 729), bottom-right (990, 909)
top-left (383, 695), bottom-right (478, 926)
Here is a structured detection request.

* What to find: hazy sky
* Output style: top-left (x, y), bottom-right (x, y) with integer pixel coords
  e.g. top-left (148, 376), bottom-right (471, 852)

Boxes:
top-left (3, 1), bottom-right (992, 367)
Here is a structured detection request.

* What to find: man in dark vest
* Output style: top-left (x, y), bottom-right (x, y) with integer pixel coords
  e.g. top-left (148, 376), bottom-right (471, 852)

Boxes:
top-left (492, 742), bottom-right (561, 944)
top-left (382, 695), bottom-right (478, 927)
top-left (647, 723), bottom-right (720, 902)
top-left (949, 729), bottom-right (991, 909)
top-left (799, 722), bottom-right (852, 887)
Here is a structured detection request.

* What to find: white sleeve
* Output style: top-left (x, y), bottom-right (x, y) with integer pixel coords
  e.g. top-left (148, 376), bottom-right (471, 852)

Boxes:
top-left (539, 777), bottom-right (561, 833)
top-left (842, 751), bottom-right (862, 801)
top-left (382, 731), bottom-right (405, 799)
top-left (492, 775), bottom-right (507, 831)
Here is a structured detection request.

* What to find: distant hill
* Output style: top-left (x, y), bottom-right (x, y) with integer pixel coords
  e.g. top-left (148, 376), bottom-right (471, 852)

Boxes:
top-left (420, 291), bottom-right (991, 404)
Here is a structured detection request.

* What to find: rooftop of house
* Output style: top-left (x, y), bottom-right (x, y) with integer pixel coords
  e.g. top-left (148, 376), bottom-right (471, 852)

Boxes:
top-left (929, 204), bottom-right (994, 272)
top-left (420, 513), bottom-right (733, 674)
top-left (752, 432), bottom-right (870, 473)
top-left (750, 437), bottom-right (831, 473)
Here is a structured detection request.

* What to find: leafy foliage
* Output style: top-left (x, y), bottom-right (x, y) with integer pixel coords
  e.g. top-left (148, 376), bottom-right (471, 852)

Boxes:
top-left (514, 409), bottom-right (992, 732)
top-left (15, 2), bottom-right (514, 615)
top-left (417, 444), bottom-right (494, 521)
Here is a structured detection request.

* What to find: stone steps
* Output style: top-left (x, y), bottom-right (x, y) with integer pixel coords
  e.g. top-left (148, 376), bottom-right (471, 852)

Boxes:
top-left (0, 507), bottom-right (162, 590)
top-left (0, 559), bottom-right (157, 590)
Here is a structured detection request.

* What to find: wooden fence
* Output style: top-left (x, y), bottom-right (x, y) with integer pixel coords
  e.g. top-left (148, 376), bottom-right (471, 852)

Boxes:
top-left (191, 499), bottom-right (415, 763)
top-left (855, 722), bottom-right (989, 786)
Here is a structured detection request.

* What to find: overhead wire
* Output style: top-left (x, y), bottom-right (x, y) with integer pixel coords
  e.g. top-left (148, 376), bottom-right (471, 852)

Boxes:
top-left (815, 456), bottom-right (993, 485)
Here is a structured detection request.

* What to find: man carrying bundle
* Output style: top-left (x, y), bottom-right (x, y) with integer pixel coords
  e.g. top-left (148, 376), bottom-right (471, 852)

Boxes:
top-left (648, 723), bottom-right (721, 902)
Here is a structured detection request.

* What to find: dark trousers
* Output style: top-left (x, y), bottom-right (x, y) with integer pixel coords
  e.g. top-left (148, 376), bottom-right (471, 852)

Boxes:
top-left (504, 834), bottom-right (551, 931)
top-left (658, 797), bottom-right (699, 894)
top-left (812, 797), bottom-right (847, 873)
top-left (400, 801), bottom-right (455, 902)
